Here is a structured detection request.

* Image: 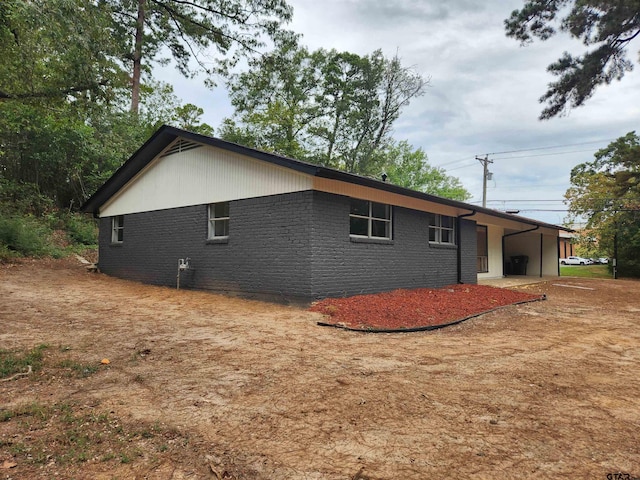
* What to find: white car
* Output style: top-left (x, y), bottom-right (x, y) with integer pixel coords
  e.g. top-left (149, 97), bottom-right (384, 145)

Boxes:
top-left (559, 256), bottom-right (592, 265)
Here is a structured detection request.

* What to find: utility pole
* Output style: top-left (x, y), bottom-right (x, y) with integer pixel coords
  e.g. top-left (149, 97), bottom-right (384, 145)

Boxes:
top-left (476, 155), bottom-right (493, 207)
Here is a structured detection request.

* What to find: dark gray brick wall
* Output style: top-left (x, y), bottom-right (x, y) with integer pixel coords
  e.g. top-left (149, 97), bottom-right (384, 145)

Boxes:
top-left (458, 218), bottom-right (478, 284)
top-left (309, 191), bottom-right (477, 298)
top-left (98, 190), bottom-right (478, 300)
top-left (99, 191), bottom-right (313, 298)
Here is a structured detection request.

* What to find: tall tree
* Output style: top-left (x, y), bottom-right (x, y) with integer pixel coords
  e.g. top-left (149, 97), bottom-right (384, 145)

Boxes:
top-left (222, 32), bottom-right (323, 159)
top-left (0, 0), bottom-right (126, 102)
top-left (505, 1), bottom-right (640, 119)
top-left (103, 0), bottom-right (293, 113)
top-left (565, 132), bottom-right (640, 276)
top-left (223, 39), bottom-right (428, 176)
top-left (382, 141), bottom-right (471, 200)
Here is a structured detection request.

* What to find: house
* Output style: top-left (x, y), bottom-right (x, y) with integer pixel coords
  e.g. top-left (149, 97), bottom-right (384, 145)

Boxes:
top-left (559, 231), bottom-right (578, 259)
top-left (82, 125), bottom-right (565, 301)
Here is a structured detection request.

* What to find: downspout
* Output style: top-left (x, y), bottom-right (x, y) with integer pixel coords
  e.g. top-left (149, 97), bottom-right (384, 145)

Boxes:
top-left (457, 210), bottom-right (476, 284)
top-left (502, 225), bottom-right (539, 277)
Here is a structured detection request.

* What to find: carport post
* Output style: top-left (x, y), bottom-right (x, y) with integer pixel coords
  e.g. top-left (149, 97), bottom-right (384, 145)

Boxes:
top-left (540, 233), bottom-right (543, 277)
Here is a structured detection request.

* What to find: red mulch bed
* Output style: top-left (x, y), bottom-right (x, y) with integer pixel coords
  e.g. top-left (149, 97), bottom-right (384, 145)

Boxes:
top-left (310, 284), bottom-right (545, 332)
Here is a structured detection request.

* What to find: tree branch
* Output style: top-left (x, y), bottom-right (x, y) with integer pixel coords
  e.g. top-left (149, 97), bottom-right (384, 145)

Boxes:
top-left (0, 81), bottom-right (110, 101)
top-left (150, 0), bottom-right (262, 56)
top-left (155, 0), bottom-right (248, 23)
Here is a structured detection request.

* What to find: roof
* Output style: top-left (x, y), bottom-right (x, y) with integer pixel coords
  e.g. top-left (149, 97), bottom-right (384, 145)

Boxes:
top-left (81, 125), bottom-right (568, 231)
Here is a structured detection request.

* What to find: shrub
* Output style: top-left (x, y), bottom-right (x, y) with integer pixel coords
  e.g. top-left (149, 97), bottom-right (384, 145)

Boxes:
top-left (0, 215), bottom-right (49, 258)
top-left (61, 213), bottom-right (98, 246)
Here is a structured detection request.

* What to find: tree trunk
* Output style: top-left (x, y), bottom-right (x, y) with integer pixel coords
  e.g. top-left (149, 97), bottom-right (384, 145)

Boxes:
top-left (130, 0), bottom-right (146, 114)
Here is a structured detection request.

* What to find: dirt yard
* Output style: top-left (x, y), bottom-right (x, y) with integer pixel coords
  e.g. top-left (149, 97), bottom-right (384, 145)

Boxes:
top-left (1, 259), bottom-right (639, 479)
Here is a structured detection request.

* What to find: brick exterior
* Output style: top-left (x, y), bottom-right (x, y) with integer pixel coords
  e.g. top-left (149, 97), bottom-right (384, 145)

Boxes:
top-left (98, 190), bottom-right (477, 301)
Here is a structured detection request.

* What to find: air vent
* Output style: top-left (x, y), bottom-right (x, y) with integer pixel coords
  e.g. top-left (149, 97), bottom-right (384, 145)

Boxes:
top-left (161, 139), bottom-right (202, 157)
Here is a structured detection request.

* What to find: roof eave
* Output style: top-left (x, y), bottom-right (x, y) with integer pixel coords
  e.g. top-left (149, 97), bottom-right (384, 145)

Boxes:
top-left (81, 125), bottom-right (569, 233)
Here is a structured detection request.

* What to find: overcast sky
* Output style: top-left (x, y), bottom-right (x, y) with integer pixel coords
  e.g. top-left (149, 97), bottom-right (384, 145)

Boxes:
top-left (168, 0), bottom-right (639, 226)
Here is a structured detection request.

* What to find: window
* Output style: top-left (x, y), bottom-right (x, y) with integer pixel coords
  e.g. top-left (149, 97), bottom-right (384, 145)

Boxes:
top-left (349, 199), bottom-right (392, 239)
top-left (428, 213), bottom-right (455, 245)
top-left (111, 215), bottom-right (124, 243)
top-left (208, 202), bottom-right (229, 239)
top-left (477, 225), bottom-right (488, 272)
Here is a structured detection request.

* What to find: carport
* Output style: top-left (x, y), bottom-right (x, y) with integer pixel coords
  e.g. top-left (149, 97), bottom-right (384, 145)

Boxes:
top-left (502, 226), bottom-right (560, 278)
top-left (473, 211), bottom-right (567, 281)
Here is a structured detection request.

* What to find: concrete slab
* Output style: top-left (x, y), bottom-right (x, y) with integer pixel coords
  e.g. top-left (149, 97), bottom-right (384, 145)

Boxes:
top-left (478, 276), bottom-right (558, 288)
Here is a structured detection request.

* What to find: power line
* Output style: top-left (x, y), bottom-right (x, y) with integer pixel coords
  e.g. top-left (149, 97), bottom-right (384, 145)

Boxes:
top-left (441, 146), bottom-right (599, 173)
top-left (446, 161), bottom-right (477, 172)
top-left (486, 148), bottom-right (596, 161)
top-left (484, 199), bottom-right (567, 202)
top-left (479, 138), bottom-right (616, 157)
top-left (437, 137), bottom-right (615, 171)
top-left (436, 156), bottom-right (476, 168)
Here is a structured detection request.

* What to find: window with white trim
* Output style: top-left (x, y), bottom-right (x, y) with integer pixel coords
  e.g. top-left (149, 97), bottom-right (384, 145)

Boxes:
top-left (208, 202), bottom-right (229, 239)
top-left (111, 215), bottom-right (124, 243)
top-left (349, 199), bottom-right (392, 239)
top-left (428, 213), bottom-right (455, 245)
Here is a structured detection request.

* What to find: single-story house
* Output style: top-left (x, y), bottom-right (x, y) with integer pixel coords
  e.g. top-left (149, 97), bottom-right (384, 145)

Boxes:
top-left (82, 125), bottom-right (565, 301)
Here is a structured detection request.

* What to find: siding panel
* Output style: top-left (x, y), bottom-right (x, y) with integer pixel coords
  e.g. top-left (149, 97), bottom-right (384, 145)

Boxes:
top-left (100, 145), bottom-right (313, 217)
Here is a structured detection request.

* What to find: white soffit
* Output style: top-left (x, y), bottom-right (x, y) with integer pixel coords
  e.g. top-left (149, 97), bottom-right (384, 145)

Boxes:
top-left (314, 177), bottom-right (467, 217)
top-left (100, 142), bottom-right (314, 216)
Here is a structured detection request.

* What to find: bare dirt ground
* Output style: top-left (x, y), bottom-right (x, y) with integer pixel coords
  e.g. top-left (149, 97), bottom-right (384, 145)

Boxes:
top-left (1, 258), bottom-right (639, 479)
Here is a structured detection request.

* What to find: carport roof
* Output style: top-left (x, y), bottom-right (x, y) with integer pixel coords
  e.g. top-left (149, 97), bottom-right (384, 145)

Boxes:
top-left (81, 125), bottom-right (570, 232)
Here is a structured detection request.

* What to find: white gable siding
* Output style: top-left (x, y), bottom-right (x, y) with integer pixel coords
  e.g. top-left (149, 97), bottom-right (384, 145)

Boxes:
top-left (100, 143), bottom-right (314, 216)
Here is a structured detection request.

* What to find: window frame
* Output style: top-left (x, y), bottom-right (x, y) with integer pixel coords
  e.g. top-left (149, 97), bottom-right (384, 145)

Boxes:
top-left (349, 199), bottom-right (392, 240)
top-left (111, 215), bottom-right (124, 244)
top-left (207, 202), bottom-right (230, 240)
top-left (428, 213), bottom-right (456, 246)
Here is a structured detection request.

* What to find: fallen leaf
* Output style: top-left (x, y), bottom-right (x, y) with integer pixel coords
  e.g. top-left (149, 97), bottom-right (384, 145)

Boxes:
top-left (101, 358), bottom-right (110, 365)
top-left (2, 460), bottom-right (17, 469)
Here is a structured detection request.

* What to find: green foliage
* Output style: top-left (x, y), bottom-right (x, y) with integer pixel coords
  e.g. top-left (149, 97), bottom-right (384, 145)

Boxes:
top-left (222, 35), bottom-right (433, 181)
top-left (62, 214), bottom-right (98, 246)
top-left (139, 81), bottom-right (214, 135)
top-left (0, 179), bottom-right (54, 216)
top-left (0, 182), bottom-right (98, 260)
top-left (565, 132), bottom-right (640, 277)
top-left (505, 1), bottom-right (640, 119)
top-left (105, 0), bottom-right (293, 112)
top-left (382, 141), bottom-right (471, 200)
top-left (0, 214), bottom-right (50, 258)
top-left (0, 0), bottom-right (126, 102)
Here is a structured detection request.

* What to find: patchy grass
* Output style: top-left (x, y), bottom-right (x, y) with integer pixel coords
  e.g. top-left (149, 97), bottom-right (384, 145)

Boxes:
top-left (560, 264), bottom-right (611, 278)
top-left (0, 344), bottom-right (48, 378)
top-left (55, 358), bottom-right (101, 378)
top-left (0, 400), bottom-right (183, 469)
top-left (0, 345), bottom-right (196, 477)
top-left (1, 345), bottom-right (103, 381)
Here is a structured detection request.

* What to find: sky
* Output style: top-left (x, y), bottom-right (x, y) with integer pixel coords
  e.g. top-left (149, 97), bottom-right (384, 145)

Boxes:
top-left (165, 0), bottom-right (640, 226)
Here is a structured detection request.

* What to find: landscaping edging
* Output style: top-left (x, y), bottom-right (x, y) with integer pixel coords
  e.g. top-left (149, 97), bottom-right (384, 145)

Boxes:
top-left (317, 295), bottom-right (547, 333)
